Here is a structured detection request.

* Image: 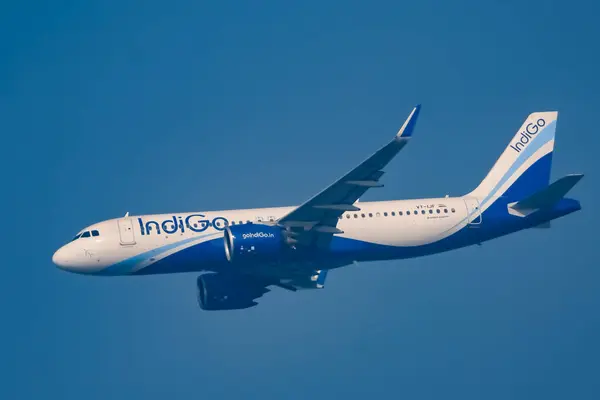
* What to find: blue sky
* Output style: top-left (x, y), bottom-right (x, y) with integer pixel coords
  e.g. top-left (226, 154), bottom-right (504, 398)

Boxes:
top-left (2, 1), bottom-right (599, 398)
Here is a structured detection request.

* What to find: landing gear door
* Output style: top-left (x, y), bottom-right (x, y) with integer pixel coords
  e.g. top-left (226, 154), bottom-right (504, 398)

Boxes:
top-left (117, 218), bottom-right (136, 245)
top-left (464, 197), bottom-right (482, 225)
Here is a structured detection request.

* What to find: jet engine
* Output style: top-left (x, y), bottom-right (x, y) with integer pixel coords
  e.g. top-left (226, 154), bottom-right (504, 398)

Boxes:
top-left (196, 273), bottom-right (269, 311)
top-left (223, 224), bottom-right (284, 263)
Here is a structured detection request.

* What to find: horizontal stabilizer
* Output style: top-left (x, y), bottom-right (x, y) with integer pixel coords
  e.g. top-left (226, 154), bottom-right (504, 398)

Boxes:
top-left (508, 174), bottom-right (583, 216)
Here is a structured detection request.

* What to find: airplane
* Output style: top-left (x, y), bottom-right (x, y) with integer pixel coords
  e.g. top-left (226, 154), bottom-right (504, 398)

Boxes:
top-left (52, 106), bottom-right (583, 310)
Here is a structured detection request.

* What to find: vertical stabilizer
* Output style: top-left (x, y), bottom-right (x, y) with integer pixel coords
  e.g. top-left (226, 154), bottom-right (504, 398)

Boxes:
top-left (469, 112), bottom-right (557, 211)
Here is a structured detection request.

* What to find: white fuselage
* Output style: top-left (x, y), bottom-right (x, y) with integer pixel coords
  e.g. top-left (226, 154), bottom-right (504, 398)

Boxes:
top-left (52, 197), bottom-right (473, 275)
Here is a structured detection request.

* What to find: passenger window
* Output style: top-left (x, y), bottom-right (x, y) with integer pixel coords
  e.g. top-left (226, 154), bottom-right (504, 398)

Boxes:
top-left (231, 221), bottom-right (236, 225)
top-left (376, 212), bottom-right (380, 217)
top-left (444, 209), bottom-right (448, 213)
top-left (406, 211), bottom-right (410, 215)
top-left (346, 214), bottom-right (351, 219)
top-left (436, 209), bottom-right (441, 214)
top-left (368, 213), bottom-right (373, 217)
top-left (361, 213), bottom-right (366, 218)
top-left (429, 210), bottom-right (433, 214)
top-left (391, 212), bottom-right (396, 216)
top-left (451, 208), bottom-right (456, 213)
top-left (81, 231), bottom-right (91, 238)
top-left (354, 214), bottom-right (358, 218)
top-left (421, 210), bottom-right (426, 214)
top-left (384, 212), bottom-right (388, 217)
top-left (92, 230), bottom-right (99, 237)
top-left (399, 211), bottom-right (403, 216)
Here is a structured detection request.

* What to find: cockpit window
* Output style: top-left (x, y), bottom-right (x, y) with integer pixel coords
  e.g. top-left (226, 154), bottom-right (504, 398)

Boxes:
top-left (71, 230), bottom-right (99, 241)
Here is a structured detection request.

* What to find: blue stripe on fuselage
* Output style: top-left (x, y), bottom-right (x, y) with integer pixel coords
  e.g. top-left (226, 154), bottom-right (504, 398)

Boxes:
top-left (101, 158), bottom-right (579, 276)
top-left (123, 198), bottom-right (579, 275)
top-left (99, 233), bottom-right (220, 276)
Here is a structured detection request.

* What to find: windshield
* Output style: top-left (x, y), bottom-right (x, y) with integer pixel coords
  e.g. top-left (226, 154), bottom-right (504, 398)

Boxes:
top-left (70, 230), bottom-right (100, 241)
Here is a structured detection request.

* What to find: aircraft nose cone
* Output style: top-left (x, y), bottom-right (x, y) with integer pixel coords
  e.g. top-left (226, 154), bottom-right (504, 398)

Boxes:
top-left (52, 247), bottom-right (70, 269)
top-left (52, 245), bottom-right (102, 274)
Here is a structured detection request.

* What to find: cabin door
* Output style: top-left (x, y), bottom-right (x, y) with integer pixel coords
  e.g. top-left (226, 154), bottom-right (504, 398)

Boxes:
top-left (117, 218), bottom-right (136, 245)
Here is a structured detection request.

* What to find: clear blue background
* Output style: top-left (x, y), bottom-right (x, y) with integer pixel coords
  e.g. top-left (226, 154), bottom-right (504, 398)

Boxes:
top-left (2, 1), bottom-right (598, 398)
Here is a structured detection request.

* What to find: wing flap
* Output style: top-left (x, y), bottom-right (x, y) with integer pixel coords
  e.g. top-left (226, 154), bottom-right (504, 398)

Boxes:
top-left (284, 269), bottom-right (331, 290)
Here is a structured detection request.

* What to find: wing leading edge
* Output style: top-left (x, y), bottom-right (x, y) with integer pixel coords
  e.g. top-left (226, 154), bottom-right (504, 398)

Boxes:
top-left (277, 105), bottom-right (421, 247)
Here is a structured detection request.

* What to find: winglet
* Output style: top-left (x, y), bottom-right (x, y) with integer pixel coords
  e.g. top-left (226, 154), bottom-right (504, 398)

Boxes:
top-left (395, 104), bottom-right (421, 139)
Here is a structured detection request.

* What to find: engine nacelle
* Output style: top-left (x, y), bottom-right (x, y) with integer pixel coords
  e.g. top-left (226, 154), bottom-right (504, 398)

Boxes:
top-left (196, 273), bottom-right (267, 311)
top-left (223, 224), bottom-right (284, 263)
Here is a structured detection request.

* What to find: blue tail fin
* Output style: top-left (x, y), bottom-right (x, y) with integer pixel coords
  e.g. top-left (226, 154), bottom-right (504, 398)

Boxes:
top-left (469, 112), bottom-right (557, 211)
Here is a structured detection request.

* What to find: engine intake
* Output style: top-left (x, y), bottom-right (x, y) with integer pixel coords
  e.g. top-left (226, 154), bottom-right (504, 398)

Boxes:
top-left (224, 224), bottom-right (284, 263)
top-left (196, 273), bottom-right (268, 311)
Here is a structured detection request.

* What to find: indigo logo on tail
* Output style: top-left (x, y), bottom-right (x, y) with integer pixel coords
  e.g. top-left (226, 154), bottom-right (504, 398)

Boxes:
top-left (510, 118), bottom-right (546, 153)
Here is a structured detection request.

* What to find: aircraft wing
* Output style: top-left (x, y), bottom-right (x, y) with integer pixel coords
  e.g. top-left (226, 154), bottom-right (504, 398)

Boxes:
top-left (277, 105), bottom-right (421, 248)
top-left (198, 264), bottom-right (341, 310)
